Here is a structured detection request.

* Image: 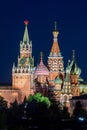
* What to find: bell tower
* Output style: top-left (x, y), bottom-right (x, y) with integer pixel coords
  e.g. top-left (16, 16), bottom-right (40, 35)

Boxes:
top-left (48, 22), bottom-right (64, 85)
top-left (12, 21), bottom-right (34, 101)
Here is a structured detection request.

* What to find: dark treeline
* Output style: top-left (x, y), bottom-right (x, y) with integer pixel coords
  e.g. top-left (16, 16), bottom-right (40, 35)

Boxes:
top-left (0, 94), bottom-right (87, 130)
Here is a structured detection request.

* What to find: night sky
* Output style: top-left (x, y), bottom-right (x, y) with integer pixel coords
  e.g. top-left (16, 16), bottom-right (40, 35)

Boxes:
top-left (0, 0), bottom-right (86, 84)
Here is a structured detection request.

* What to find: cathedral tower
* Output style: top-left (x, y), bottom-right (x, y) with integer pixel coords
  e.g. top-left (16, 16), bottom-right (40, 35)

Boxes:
top-left (70, 50), bottom-right (81, 96)
top-left (70, 50), bottom-right (81, 86)
top-left (48, 22), bottom-right (64, 85)
top-left (12, 21), bottom-right (34, 101)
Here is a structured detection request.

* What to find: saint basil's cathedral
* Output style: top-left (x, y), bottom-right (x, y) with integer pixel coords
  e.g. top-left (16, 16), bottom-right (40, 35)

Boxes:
top-left (0, 20), bottom-right (85, 108)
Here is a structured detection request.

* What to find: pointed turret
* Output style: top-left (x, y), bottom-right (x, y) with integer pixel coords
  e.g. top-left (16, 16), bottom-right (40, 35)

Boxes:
top-left (66, 60), bottom-right (71, 74)
top-left (19, 20), bottom-right (33, 58)
top-left (40, 52), bottom-right (43, 63)
top-left (12, 62), bottom-right (16, 73)
top-left (68, 50), bottom-right (81, 91)
top-left (72, 50), bottom-right (75, 61)
top-left (70, 50), bottom-right (81, 76)
top-left (23, 20), bottom-right (29, 43)
top-left (51, 21), bottom-right (60, 56)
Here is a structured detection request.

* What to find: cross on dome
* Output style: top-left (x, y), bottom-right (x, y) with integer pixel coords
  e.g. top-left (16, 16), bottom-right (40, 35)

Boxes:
top-left (40, 52), bottom-right (43, 61)
top-left (54, 21), bottom-right (57, 31)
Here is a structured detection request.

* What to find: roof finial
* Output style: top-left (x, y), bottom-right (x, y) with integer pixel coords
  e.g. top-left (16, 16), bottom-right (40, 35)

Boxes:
top-left (54, 21), bottom-right (57, 31)
top-left (40, 52), bottom-right (43, 61)
top-left (68, 59), bottom-right (71, 66)
top-left (24, 20), bottom-right (29, 26)
top-left (72, 50), bottom-right (75, 61)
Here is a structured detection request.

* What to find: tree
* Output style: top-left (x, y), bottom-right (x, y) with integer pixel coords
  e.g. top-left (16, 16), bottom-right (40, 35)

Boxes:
top-left (0, 96), bottom-right (7, 130)
top-left (73, 101), bottom-right (86, 118)
top-left (10, 99), bottom-right (18, 108)
top-left (26, 93), bottom-right (51, 128)
top-left (27, 93), bottom-right (51, 119)
top-left (62, 106), bottom-right (70, 119)
top-left (28, 93), bottom-right (51, 108)
top-left (7, 99), bottom-right (22, 129)
top-left (0, 96), bottom-right (7, 109)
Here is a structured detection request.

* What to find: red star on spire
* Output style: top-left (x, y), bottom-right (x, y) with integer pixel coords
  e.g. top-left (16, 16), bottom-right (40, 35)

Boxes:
top-left (24, 20), bottom-right (29, 25)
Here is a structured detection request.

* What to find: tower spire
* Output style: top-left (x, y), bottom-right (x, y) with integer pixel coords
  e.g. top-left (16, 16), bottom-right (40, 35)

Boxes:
top-left (51, 21), bottom-right (60, 55)
top-left (23, 20), bottom-right (29, 43)
top-left (72, 50), bottom-right (75, 61)
top-left (54, 21), bottom-right (57, 31)
top-left (40, 52), bottom-right (43, 61)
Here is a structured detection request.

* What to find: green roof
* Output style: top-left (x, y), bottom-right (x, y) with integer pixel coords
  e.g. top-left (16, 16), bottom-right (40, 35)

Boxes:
top-left (23, 25), bottom-right (29, 43)
top-left (54, 76), bottom-right (62, 84)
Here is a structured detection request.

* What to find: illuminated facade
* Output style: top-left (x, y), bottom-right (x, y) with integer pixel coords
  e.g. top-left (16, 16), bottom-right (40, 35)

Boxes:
top-left (0, 21), bottom-right (86, 107)
top-left (48, 22), bottom-right (64, 85)
top-left (12, 20), bottom-right (34, 101)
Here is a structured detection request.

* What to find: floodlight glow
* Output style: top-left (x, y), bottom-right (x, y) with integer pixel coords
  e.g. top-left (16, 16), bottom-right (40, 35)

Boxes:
top-left (78, 117), bottom-right (84, 121)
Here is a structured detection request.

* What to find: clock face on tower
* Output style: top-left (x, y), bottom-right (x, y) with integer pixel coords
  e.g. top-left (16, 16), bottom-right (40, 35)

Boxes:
top-left (20, 58), bottom-right (26, 65)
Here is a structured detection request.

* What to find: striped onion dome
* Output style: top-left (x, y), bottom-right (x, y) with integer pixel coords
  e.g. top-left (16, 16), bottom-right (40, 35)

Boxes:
top-left (34, 52), bottom-right (49, 76)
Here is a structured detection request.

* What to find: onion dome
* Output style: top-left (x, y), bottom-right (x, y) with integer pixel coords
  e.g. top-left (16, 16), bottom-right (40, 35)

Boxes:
top-left (34, 52), bottom-right (49, 76)
top-left (69, 50), bottom-right (81, 76)
top-left (54, 76), bottom-right (62, 84)
top-left (71, 63), bottom-right (81, 76)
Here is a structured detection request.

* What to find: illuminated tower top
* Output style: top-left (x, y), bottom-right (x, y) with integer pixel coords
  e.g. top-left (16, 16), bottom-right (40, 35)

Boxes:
top-left (23, 20), bottom-right (29, 43)
top-left (51, 21), bottom-right (60, 56)
top-left (19, 20), bottom-right (33, 60)
top-left (17, 20), bottom-right (34, 67)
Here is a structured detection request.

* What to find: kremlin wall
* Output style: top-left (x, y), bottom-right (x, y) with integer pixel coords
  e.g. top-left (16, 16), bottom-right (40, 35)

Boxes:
top-left (0, 21), bottom-right (87, 108)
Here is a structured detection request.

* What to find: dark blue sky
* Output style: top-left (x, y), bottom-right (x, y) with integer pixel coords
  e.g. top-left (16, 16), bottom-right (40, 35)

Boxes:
top-left (0, 0), bottom-right (86, 84)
